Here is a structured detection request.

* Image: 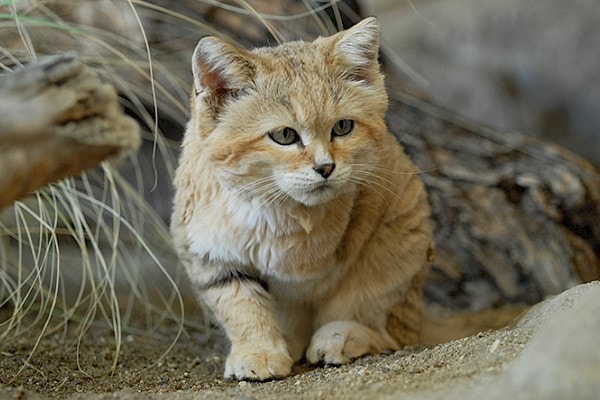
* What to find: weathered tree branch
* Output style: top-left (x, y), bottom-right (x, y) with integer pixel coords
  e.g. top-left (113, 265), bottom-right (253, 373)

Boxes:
top-left (0, 54), bottom-right (140, 210)
top-left (387, 90), bottom-right (600, 311)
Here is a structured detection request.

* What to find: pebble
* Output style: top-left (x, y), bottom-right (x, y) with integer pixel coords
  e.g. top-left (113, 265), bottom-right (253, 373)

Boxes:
top-left (489, 339), bottom-right (501, 354)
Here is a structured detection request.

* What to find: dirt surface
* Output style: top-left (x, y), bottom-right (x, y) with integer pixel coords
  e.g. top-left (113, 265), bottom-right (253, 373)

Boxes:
top-left (0, 312), bottom-right (530, 400)
top-left (6, 271), bottom-right (599, 400)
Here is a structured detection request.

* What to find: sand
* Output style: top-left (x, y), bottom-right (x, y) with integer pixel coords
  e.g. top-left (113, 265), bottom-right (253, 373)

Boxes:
top-left (2, 282), bottom-right (598, 400)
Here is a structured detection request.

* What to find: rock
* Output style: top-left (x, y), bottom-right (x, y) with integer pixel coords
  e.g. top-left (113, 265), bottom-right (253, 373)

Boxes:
top-left (461, 281), bottom-right (600, 400)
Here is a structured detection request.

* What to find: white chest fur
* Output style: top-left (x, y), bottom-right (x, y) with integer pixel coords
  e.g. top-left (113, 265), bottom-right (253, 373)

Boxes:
top-left (186, 191), bottom-right (347, 282)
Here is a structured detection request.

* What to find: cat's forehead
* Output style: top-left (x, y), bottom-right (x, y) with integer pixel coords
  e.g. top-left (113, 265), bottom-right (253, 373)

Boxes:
top-left (223, 35), bottom-right (387, 130)
top-left (254, 40), bottom-right (322, 59)
top-left (252, 40), bottom-right (331, 77)
top-left (247, 42), bottom-right (345, 127)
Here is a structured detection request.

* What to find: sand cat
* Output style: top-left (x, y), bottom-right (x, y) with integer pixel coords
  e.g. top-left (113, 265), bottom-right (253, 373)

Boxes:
top-left (171, 17), bottom-right (433, 381)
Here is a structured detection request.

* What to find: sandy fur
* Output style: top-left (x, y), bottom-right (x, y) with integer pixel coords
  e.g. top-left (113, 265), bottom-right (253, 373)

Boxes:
top-left (171, 17), bottom-right (433, 380)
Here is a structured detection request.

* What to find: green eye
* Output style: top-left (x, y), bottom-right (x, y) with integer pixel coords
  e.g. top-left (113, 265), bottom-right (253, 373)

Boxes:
top-left (269, 127), bottom-right (300, 145)
top-left (332, 119), bottom-right (354, 137)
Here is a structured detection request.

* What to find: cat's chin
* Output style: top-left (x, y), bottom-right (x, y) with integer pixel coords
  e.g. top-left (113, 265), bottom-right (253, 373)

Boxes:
top-left (290, 187), bottom-right (339, 207)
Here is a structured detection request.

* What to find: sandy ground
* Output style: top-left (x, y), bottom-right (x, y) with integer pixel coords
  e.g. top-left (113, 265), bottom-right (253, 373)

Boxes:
top-left (0, 310), bottom-right (528, 400)
top-left (2, 281), bottom-right (599, 399)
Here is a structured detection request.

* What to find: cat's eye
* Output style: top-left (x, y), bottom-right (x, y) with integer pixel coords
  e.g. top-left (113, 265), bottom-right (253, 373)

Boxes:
top-left (332, 119), bottom-right (354, 137)
top-left (269, 127), bottom-right (300, 146)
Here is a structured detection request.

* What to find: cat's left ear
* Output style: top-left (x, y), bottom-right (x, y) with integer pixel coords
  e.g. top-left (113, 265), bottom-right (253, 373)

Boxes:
top-left (332, 17), bottom-right (380, 82)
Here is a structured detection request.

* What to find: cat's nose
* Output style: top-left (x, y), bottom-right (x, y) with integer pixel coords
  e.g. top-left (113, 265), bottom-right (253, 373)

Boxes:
top-left (313, 163), bottom-right (336, 179)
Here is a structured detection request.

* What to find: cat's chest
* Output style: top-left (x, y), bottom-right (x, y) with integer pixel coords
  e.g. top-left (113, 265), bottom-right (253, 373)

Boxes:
top-left (186, 195), bottom-right (349, 279)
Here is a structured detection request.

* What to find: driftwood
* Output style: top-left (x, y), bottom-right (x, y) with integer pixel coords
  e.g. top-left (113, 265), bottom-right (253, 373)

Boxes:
top-left (0, 54), bottom-right (140, 210)
top-left (386, 89), bottom-right (600, 311)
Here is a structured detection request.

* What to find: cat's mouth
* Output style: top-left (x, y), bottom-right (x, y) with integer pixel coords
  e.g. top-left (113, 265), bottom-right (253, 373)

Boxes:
top-left (282, 178), bottom-right (341, 206)
top-left (296, 183), bottom-right (337, 206)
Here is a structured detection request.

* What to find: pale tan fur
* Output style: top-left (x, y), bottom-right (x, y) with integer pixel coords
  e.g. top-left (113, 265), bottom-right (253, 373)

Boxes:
top-left (171, 17), bottom-right (433, 380)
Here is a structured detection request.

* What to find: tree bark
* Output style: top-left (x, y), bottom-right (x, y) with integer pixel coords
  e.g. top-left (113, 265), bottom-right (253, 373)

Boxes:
top-left (387, 90), bottom-right (600, 311)
top-left (0, 54), bottom-right (140, 210)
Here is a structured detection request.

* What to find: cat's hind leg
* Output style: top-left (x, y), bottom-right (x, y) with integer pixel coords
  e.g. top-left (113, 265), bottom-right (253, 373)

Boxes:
top-left (305, 267), bottom-right (428, 365)
top-left (306, 320), bottom-right (396, 364)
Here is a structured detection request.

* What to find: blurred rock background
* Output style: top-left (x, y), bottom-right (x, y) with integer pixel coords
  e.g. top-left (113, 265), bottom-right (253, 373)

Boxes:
top-left (362, 0), bottom-right (600, 166)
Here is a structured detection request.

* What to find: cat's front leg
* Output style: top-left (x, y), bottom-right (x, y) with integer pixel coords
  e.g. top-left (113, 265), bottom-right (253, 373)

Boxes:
top-left (190, 264), bottom-right (293, 380)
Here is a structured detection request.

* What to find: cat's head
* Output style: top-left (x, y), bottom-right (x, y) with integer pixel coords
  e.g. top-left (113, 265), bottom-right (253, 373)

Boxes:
top-left (190, 17), bottom-right (389, 207)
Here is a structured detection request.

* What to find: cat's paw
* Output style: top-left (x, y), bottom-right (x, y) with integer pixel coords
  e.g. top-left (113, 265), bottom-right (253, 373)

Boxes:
top-left (306, 321), bottom-right (393, 365)
top-left (224, 346), bottom-right (293, 381)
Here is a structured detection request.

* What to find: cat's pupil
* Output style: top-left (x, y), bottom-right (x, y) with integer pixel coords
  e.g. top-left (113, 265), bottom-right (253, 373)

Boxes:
top-left (332, 119), bottom-right (354, 137)
top-left (269, 127), bottom-right (299, 146)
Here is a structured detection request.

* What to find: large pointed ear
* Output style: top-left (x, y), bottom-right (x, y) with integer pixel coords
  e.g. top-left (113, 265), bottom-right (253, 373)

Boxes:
top-left (191, 37), bottom-right (254, 97)
top-left (331, 17), bottom-right (380, 83)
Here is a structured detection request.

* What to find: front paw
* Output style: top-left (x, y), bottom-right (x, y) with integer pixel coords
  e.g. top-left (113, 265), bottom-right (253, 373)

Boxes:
top-left (306, 321), bottom-right (394, 365)
top-left (224, 346), bottom-right (293, 381)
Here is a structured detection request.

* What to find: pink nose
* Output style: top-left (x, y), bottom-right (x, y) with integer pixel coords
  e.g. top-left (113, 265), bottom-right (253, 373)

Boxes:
top-left (313, 163), bottom-right (335, 178)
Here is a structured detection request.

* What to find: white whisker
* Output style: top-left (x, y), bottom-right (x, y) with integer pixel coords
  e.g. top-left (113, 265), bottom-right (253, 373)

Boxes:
top-left (347, 176), bottom-right (393, 208)
top-left (350, 163), bottom-right (438, 176)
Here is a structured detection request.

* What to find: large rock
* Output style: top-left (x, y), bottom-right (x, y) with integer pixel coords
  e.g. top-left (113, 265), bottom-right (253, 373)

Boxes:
top-left (457, 281), bottom-right (600, 400)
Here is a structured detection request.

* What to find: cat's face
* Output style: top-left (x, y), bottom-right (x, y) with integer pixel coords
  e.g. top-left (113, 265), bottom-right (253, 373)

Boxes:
top-left (190, 18), bottom-right (388, 207)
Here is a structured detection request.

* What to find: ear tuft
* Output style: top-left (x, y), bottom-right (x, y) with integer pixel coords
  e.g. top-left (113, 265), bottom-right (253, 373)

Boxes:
top-left (333, 17), bottom-right (380, 83)
top-left (192, 37), bottom-right (254, 96)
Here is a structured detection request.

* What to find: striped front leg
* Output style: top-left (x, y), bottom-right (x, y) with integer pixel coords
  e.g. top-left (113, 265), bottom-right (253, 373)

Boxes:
top-left (188, 259), bottom-right (293, 380)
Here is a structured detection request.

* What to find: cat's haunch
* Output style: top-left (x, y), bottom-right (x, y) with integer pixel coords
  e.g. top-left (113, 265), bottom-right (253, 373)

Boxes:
top-left (171, 17), bottom-right (433, 381)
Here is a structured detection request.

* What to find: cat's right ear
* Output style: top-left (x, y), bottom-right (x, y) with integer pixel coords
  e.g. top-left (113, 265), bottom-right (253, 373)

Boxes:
top-left (191, 37), bottom-right (254, 97)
